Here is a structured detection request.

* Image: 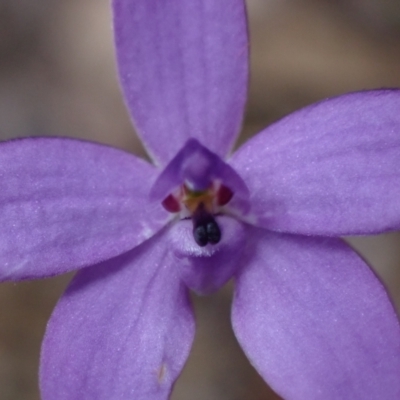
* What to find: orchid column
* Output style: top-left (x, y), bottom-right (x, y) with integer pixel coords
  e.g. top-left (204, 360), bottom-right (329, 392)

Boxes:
top-left (0, 1), bottom-right (400, 399)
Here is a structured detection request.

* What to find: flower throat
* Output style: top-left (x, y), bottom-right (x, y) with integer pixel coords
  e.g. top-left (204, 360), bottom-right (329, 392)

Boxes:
top-left (149, 139), bottom-right (250, 248)
top-left (161, 182), bottom-right (233, 247)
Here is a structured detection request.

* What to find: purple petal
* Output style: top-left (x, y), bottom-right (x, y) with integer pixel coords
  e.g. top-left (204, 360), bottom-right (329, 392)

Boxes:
top-left (113, 0), bottom-right (248, 165)
top-left (230, 90), bottom-right (400, 235)
top-left (232, 229), bottom-right (400, 400)
top-left (40, 231), bottom-right (194, 400)
top-left (167, 215), bottom-right (248, 294)
top-left (0, 138), bottom-right (168, 282)
top-left (150, 139), bottom-right (250, 215)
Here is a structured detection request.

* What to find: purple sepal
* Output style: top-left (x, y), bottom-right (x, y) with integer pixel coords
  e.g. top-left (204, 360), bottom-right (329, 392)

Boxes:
top-left (0, 138), bottom-right (168, 282)
top-left (232, 229), bottom-right (400, 400)
top-left (231, 90), bottom-right (400, 235)
top-left (113, 0), bottom-right (248, 165)
top-left (40, 231), bottom-right (195, 400)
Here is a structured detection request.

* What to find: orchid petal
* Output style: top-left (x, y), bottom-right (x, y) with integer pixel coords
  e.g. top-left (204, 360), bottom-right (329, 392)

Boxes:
top-left (113, 0), bottom-right (248, 165)
top-left (230, 90), bottom-right (400, 235)
top-left (232, 229), bottom-right (400, 400)
top-left (40, 231), bottom-right (194, 400)
top-left (0, 138), bottom-right (168, 282)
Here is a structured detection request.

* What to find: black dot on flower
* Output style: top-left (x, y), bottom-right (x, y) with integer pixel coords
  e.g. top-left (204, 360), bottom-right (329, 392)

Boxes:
top-left (193, 224), bottom-right (208, 247)
top-left (206, 221), bottom-right (221, 244)
top-left (192, 203), bottom-right (221, 247)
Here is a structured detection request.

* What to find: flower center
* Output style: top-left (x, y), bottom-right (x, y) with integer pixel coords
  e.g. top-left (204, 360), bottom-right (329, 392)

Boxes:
top-left (161, 181), bottom-right (233, 246)
top-left (150, 139), bottom-right (250, 248)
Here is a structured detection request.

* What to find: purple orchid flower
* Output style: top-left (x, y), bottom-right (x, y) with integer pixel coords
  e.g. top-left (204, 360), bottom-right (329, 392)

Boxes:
top-left (1, 0), bottom-right (400, 399)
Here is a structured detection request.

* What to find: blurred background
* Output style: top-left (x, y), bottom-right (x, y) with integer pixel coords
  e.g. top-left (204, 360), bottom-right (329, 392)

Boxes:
top-left (1, 0), bottom-right (400, 399)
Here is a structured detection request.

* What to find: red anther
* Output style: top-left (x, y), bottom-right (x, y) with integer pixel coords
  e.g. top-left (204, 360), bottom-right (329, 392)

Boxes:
top-left (217, 184), bottom-right (233, 206)
top-left (162, 194), bottom-right (181, 212)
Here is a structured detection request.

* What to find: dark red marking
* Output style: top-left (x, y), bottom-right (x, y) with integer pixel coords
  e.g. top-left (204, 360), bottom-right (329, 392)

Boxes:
top-left (217, 184), bottom-right (233, 206)
top-left (162, 194), bottom-right (181, 212)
